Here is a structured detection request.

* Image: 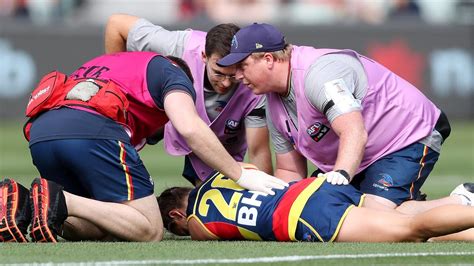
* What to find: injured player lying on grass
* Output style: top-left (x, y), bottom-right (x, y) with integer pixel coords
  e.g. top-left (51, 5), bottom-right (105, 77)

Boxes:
top-left (2, 167), bottom-right (472, 242)
top-left (158, 169), bottom-right (474, 242)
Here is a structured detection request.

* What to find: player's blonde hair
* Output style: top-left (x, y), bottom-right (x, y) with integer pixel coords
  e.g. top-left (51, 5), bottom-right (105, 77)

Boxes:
top-left (250, 44), bottom-right (293, 62)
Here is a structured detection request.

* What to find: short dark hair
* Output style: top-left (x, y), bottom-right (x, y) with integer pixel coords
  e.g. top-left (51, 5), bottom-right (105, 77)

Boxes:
top-left (205, 23), bottom-right (240, 58)
top-left (166, 55), bottom-right (194, 84)
top-left (157, 187), bottom-right (193, 234)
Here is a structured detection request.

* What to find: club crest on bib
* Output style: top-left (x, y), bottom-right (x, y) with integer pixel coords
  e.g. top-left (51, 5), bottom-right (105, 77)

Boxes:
top-left (306, 122), bottom-right (330, 142)
top-left (225, 119), bottom-right (241, 134)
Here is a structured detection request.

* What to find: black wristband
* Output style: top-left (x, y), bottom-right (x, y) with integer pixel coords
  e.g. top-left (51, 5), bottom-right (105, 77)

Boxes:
top-left (335, 169), bottom-right (351, 181)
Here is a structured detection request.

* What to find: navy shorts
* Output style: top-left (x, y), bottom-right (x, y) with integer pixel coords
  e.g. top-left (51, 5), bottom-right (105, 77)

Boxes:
top-left (296, 181), bottom-right (365, 242)
top-left (30, 139), bottom-right (154, 202)
top-left (352, 142), bottom-right (440, 205)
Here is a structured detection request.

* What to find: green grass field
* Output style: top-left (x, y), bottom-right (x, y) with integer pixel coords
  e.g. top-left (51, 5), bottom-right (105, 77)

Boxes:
top-left (0, 120), bottom-right (473, 265)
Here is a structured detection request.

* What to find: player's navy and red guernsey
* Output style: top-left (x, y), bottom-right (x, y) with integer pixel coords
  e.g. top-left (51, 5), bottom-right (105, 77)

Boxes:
top-left (187, 172), bottom-right (366, 242)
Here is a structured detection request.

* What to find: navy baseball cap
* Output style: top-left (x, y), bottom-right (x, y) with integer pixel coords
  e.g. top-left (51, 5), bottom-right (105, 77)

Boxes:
top-left (217, 23), bottom-right (286, 67)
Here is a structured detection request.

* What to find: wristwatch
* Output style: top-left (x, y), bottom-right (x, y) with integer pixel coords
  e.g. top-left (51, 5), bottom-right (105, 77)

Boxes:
top-left (335, 169), bottom-right (351, 181)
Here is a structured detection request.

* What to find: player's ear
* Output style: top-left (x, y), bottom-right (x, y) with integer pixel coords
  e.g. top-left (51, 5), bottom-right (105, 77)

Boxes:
top-left (201, 51), bottom-right (207, 63)
top-left (169, 209), bottom-right (186, 220)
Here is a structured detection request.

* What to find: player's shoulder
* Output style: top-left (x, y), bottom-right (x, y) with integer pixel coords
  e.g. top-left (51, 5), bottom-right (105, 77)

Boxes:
top-left (188, 215), bottom-right (219, 240)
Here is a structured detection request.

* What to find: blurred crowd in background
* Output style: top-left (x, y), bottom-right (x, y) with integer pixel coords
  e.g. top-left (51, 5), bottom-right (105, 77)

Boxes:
top-left (1, 0), bottom-right (473, 26)
top-left (0, 0), bottom-right (472, 121)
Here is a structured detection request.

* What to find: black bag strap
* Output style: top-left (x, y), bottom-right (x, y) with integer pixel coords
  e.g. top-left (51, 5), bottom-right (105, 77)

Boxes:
top-left (435, 110), bottom-right (451, 142)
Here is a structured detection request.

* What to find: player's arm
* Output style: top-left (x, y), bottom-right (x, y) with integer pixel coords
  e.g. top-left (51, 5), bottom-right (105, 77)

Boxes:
top-left (274, 150), bottom-right (307, 182)
top-left (104, 14), bottom-right (140, 53)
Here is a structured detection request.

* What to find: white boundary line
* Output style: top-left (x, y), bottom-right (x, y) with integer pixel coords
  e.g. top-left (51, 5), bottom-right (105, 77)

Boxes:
top-left (3, 251), bottom-right (474, 265)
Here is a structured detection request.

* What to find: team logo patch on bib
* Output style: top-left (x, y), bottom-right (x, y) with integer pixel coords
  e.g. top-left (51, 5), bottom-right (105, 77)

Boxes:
top-left (225, 119), bottom-right (241, 134)
top-left (306, 122), bottom-right (330, 142)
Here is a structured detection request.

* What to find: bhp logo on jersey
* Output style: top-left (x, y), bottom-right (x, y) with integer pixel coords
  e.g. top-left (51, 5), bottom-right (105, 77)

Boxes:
top-left (306, 122), bottom-right (330, 142)
top-left (225, 119), bottom-right (241, 134)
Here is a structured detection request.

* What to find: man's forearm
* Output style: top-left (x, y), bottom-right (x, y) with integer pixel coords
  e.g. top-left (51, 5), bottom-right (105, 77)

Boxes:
top-left (104, 30), bottom-right (126, 54)
top-left (333, 129), bottom-right (367, 179)
top-left (249, 151), bottom-right (273, 175)
top-left (331, 111), bottom-right (367, 179)
top-left (164, 92), bottom-right (288, 194)
top-left (274, 150), bottom-right (307, 182)
top-left (183, 119), bottom-right (242, 181)
top-left (274, 168), bottom-right (303, 183)
top-left (246, 127), bottom-right (274, 174)
top-left (104, 14), bottom-right (138, 54)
